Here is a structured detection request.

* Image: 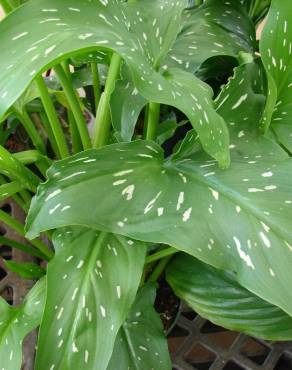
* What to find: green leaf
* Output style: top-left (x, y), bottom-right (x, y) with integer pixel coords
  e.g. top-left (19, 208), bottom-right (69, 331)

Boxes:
top-left (171, 129), bottom-right (200, 160)
top-left (125, 0), bottom-right (185, 68)
top-left (0, 116), bottom-right (19, 145)
top-left (167, 254), bottom-right (292, 341)
top-left (104, 0), bottom-right (255, 153)
top-left (35, 226), bottom-right (146, 370)
top-left (0, 0), bottom-right (28, 13)
top-left (12, 81), bottom-right (40, 116)
top-left (0, 144), bottom-right (39, 192)
top-left (110, 67), bottom-right (146, 142)
top-left (243, 0), bottom-right (271, 23)
top-left (166, 0), bottom-right (256, 73)
top-left (3, 259), bottom-right (46, 279)
top-left (9, 0), bottom-right (28, 7)
top-left (71, 65), bottom-right (107, 89)
top-left (215, 61), bottom-right (288, 160)
top-left (26, 137), bottom-right (292, 317)
top-left (0, 0), bottom-right (230, 166)
top-left (260, 0), bottom-right (292, 152)
top-left (0, 235), bottom-right (45, 259)
top-left (157, 118), bottom-right (187, 146)
top-left (108, 284), bottom-right (171, 370)
top-left (161, 67), bottom-right (230, 166)
top-left (71, 50), bottom-right (111, 67)
top-left (0, 181), bottom-right (23, 202)
top-left (0, 278), bottom-right (45, 370)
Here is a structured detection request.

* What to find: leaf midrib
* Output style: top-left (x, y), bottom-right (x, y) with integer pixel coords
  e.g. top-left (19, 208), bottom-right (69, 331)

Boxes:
top-left (45, 230), bottom-right (108, 369)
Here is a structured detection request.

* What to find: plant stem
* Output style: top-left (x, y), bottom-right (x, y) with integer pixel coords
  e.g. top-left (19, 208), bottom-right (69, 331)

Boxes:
top-left (54, 64), bottom-right (91, 150)
top-left (13, 150), bottom-right (51, 166)
top-left (91, 63), bottom-right (101, 112)
top-left (61, 61), bottom-right (83, 153)
top-left (250, 0), bottom-right (261, 18)
top-left (0, 209), bottom-right (53, 260)
top-left (13, 194), bottom-right (29, 212)
top-left (0, 175), bottom-right (29, 211)
top-left (0, 181), bottom-right (22, 201)
top-left (92, 53), bottom-right (122, 148)
top-left (16, 109), bottom-right (46, 154)
top-left (146, 102), bottom-right (160, 140)
top-left (0, 235), bottom-right (46, 260)
top-left (11, 192), bottom-right (28, 211)
top-left (68, 110), bottom-right (83, 153)
top-left (146, 246), bottom-right (178, 264)
top-left (148, 255), bottom-right (173, 282)
top-left (38, 112), bottom-right (59, 157)
top-left (36, 76), bottom-right (69, 159)
top-left (0, 145), bottom-right (39, 192)
top-left (14, 150), bottom-right (50, 178)
top-left (0, 0), bottom-right (13, 14)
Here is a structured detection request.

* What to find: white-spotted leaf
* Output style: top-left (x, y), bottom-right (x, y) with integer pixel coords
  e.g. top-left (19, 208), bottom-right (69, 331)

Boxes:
top-left (26, 138), bottom-right (292, 317)
top-left (167, 254), bottom-right (292, 340)
top-left (0, 278), bottom-right (45, 370)
top-left (215, 61), bottom-right (288, 160)
top-left (108, 284), bottom-right (171, 370)
top-left (167, 0), bottom-right (256, 73)
top-left (0, 0), bottom-right (230, 166)
top-left (260, 0), bottom-right (292, 152)
top-left (34, 227), bottom-right (146, 370)
top-left (110, 67), bottom-right (147, 142)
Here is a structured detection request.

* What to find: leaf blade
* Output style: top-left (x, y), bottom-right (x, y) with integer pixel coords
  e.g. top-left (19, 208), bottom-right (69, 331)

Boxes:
top-left (0, 0), bottom-right (230, 165)
top-left (108, 284), bottom-right (171, 370)
top-left (167, 254), bottom-right (292, 340)
top-left (167, 0), bottom-right (256, 73)
top-left (0, 278), bottom-right (45, 370)
top-left (260, 0), bottom-right (292, 152)
top-left (26, 138), bottom-right (292, 317)
top-left (35, 227), bottom-right (146, 370)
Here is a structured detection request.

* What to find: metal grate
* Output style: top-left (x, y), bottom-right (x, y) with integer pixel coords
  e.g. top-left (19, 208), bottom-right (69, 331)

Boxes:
top-left (1, 200), bottom-right (292, 370)
top-left (169, 306), bottom-right (292, 370)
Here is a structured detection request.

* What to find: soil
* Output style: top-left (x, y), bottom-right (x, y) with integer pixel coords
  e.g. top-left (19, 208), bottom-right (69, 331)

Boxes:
top-left (155, 278), bottom-right (180, 334)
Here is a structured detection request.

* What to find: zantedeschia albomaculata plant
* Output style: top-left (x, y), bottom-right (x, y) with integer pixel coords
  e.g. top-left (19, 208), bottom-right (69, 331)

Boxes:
top-left (0, 0), bottom-right (291, 369)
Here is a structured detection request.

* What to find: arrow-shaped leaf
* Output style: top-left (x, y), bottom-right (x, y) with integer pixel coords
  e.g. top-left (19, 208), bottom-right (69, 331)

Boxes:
top-left (108, 284), bottom-right (171, 370)
top-left (167, 254), bottom-right (292, 341)
top-left (3, 260), bottom-right (46, 280)
top-left (0, 278), bottom-right (45, 370)
top-left (167, 0), bottom-right (256, 73)
top-left (34, 227), bottom-right (146, 370)
top-left (0, 0), bottom-right (230, 166)
top-left (26, 137), bottom-right (292, 317)
top-left (260, 0), bottom-right (292, 153)
top-left (110, 66), bottom-right (147, 142)
top-left (215, 61), bottom-right (288, 160)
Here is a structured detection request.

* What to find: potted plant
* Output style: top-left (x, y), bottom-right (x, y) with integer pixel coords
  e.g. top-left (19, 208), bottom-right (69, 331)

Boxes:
top-left (0, 0), bottom-right (292, 369)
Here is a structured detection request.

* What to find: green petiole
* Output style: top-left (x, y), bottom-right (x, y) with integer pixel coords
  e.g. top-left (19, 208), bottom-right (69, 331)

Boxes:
top-left (148, 255), bottom-right (173, 282)
top-left (92, 53), bottom-right (122, 148)
top-left (0, 209), bottom-right (53, 260)
top-left (0, 235), bottom-right (47, 260)
top-left (91, 62), bottom-right (101, 112)
top-left (145, 102), bottom-right (160, 141)
top-left (146, 246), bottom-right (178, 264)
top-left (36, 76), bottom-right (69, 159)
top-left (54, 64), bottom-right (91, 150)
